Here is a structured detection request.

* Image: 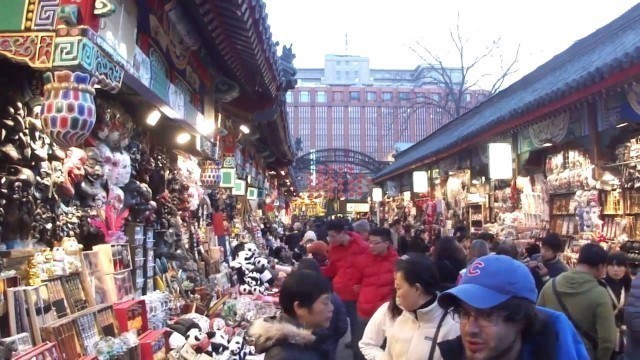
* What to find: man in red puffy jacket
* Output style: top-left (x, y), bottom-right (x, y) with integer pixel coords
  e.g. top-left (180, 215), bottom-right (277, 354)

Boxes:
top-left (352, 227), bottom-right (398, 360)
top-left (322, 219), bottom-right (369, 356)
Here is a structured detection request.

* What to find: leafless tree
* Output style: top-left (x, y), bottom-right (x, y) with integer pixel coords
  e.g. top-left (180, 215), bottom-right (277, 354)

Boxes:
top-left (384, 15), bottom-right (520, 149)
top-left (408, 14), bottom-right (520, 120)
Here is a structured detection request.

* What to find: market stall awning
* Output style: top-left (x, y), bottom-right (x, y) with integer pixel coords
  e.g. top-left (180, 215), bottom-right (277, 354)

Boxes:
top-left (183, 0), bottom-right (295, 165)
top-left (374, 3), bottom-right (640, 182)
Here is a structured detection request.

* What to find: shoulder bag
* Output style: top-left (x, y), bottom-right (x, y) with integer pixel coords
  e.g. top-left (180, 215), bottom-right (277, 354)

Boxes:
top-left (551, 278), bottom-right (599, 350)
top-left (428, 310), bottom-right (449, 360)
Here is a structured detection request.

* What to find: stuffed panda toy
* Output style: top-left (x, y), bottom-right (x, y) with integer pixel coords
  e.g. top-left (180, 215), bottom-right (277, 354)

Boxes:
top-left (252, 257), bottom-right (275, 288)
top-left (244, 242), bottom-right (259, 257)
top-left (209, 329), bottom-right (229, 355)
top-left (245, 272), bottom-right (261, 287)
top-left (251, 285), bottom-right (266, 295)
top-left (239, 283), bottom-right (252, 295)
top-left (225, 336), bottom-right (251, 360)
top-left (168, 318), bottom-right (201, 349)
top-left (186, 328), bottom-right (215, 356)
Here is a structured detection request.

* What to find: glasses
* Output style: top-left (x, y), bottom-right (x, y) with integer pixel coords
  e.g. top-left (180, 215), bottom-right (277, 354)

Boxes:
top-left (450, 307), bottom-right (504, 328)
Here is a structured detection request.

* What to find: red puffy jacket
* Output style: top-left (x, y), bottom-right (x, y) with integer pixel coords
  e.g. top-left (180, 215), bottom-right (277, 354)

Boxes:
top-left (321, 232), bottom-right (369, 301)
top-left (353, 248), bottom-right (398, 318)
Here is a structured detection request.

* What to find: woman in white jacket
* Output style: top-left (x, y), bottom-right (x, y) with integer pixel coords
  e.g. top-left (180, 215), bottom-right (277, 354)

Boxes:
top-left (359, 254), bottom-right (459, 360)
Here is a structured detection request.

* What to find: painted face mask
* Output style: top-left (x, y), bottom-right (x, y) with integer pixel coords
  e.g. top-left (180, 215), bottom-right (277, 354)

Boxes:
top-left (97, 143), bottom-right (116, 186)
top-left (107, 185), bottom-right (125, 212)
top-left (113, 150), bottom-right (131, 187)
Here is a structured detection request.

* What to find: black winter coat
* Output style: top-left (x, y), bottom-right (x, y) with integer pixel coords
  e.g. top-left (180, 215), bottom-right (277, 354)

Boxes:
top-left (249, 315), bottom-right (325, 360)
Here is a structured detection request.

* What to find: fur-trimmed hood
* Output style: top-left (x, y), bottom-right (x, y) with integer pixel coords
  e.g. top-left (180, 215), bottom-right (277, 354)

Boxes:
top-left (248, 315), bottom-right (317, 354)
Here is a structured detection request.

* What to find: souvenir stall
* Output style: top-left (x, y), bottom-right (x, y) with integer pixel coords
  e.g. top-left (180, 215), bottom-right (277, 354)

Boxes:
top-left (0, 0), bottom-right (298, 359)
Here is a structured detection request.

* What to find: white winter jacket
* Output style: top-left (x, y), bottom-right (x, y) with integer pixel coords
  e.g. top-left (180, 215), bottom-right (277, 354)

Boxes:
top-left (360, 300), bottom-right (460, 360)
top-left (359, 302), bottom-right (396, 360)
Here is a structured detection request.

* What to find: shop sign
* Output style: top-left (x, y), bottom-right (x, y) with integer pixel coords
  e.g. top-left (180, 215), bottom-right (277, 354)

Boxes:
top-left (347, 203), bottom-right (370, 212)
top-left (223, 157), bottom-right (235, 168)
top-left (599, 88), bottom-right (640, 130)
top-left (518, 108), bottom-right (585, 153)
top-left (97, 0), bottom-right (138, 66)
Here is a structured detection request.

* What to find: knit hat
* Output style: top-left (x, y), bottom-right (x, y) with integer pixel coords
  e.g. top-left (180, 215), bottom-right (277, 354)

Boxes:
top-left (353, 219), bottom-right (370, 233)
top-left (306, 241), bottom-right (328, 259)
top-left (302, 230), bottom-right (317, 242)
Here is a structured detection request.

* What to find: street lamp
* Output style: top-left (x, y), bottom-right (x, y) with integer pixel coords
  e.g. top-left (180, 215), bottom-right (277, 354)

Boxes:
top-left (372, 187), bottom-right (383, 226)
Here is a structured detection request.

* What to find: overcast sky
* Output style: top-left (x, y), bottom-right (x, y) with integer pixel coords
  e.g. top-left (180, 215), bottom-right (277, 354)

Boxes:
top-left (265, 0), bottom-right (639, 88)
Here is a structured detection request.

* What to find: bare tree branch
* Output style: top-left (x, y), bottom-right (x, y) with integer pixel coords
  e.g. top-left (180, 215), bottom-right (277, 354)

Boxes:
top-left (405, 15), bottom-right (520, 124)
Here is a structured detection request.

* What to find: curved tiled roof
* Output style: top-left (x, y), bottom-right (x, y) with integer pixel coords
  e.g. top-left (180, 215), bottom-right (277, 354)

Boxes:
top-left (374, 3), bottom-right (640, 182)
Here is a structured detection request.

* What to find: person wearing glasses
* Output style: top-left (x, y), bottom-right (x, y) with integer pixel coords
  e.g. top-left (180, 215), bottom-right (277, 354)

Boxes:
top-left (351, 227), bottom-right (399, 360)
top-left (360, 253), bottom-right (459, 360)
top-left (437, 255), bottom-right (588, 360)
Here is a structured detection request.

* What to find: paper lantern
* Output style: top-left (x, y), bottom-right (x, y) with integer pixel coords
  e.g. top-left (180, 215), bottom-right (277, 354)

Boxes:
top-left (412, 171), bottom-right (429, 193)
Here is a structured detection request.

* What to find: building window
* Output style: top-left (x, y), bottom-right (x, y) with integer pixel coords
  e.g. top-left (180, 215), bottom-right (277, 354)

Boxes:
top-left (316, 91), bottom-right (327, 103)
top-left (299, 91), bottom-right (310, 103)
top-left (332, 107), bottom-right (344, 148)
top-left (431, 93), bottom-right (441, 101)
top-left (350, 91), bottom-right (360, 101)
top-left (354, 70), bottom-right (359, 80)
top-left (416, 92), bottom-right (426, 102)
top-left (345, 71), bottom-right (351, 80)
top-left (366, 92), bottom-right (377, 101)
top-left (286, 92), bottom-right (293, 103)
top-left (336, 71), bottom-right (342, 80)
top-left (337, 61), bottom-right (342, 66)
top-left (399, 92), bottom-right (410, 100)
top-left (463, 93), bottom-right (471, 102)
top-left (382, 92), bottom-right (393, 101)
top-left (334, 91), bottom-right (343, 101)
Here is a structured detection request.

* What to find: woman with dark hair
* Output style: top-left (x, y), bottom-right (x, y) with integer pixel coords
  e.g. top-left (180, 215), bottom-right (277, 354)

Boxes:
top-left (495, 240), bottom-right (520, 260)
top-left (602, 251), bottom-right (632, 357)
top-left (457, 240), bottom-right (490, 284)
top-left (359, 254), bottom-right (459, 360)
top-left (407, 228), bottom-right (429, 254)
top-left (432, 237), bottom-right (467, 289)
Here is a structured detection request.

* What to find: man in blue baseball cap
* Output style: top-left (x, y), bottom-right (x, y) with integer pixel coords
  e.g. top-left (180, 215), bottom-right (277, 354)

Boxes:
top-left (436, 254), bottom-right (588, 360)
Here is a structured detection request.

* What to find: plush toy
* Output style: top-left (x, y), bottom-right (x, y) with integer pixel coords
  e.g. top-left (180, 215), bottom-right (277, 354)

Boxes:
top-left (209, 329), bottom-right (229, 354)
top-left (239, 284), bottom-right (252, 295)
top-left (225, 336), bottom-right (251, 360)
top-left (244, 242), bottom-right (259, 257)
top-left (185, 328), bottom-right (214, 356)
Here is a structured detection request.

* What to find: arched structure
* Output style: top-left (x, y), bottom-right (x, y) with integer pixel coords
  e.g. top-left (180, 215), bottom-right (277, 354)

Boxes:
top-left (293, 148), bottom-right (390, 174)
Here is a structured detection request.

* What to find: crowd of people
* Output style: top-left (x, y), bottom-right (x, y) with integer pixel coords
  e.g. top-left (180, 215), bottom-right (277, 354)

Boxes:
top-left (253, 217), bottom-right (640, 360)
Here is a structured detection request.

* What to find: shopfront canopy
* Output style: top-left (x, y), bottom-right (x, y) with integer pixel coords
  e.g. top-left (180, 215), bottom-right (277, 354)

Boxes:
top-left (374, 3), bottom-right (640, 182)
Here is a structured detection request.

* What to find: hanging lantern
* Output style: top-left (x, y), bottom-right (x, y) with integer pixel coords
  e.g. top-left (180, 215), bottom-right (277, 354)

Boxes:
top-left (338, 192), bottom-right (345, 199)
top-left (338, 185), bottom-right (344, 192)
top-left (348, 192), bottom-right (355, 198)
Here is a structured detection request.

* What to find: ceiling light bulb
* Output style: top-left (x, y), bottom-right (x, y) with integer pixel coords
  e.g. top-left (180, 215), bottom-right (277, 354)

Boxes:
top-left (197, 120), bottom-right (216, 135)
top-left (280, 170), bottom-right (286, 176)
top-left (147, 110), bottom-right (161, 126)
top-left (239, 125), bottom-right (250, 134)
top-left (176, 132), bottom-right (191, 144)
top-left (542, 142), bottom-right (553, 147)
top-left (617, 122), bottom-right (629, 128)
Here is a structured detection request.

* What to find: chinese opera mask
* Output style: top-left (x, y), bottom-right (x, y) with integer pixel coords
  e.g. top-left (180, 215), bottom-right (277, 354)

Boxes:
top-left (113, 150), bottom-right (131, 187)
top-left (77, 147), bottom-right (106, 208)
top-left (58, 147), bottom-right (87, 197)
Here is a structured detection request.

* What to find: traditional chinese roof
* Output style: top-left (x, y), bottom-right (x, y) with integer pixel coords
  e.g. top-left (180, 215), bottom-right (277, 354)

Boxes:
top-left (374, 3), bottom-right (640, 182)
top-left (183, 0), bottom-right (295, 165)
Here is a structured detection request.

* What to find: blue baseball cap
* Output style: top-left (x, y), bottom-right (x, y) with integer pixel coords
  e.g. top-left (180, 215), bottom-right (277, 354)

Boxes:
top-left (438, 254), bottom-right (537, 309)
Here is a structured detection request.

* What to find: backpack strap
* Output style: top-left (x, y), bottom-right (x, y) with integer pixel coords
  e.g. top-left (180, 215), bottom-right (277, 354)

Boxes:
top-left (551, 278), bottom-right (599, 350)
